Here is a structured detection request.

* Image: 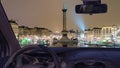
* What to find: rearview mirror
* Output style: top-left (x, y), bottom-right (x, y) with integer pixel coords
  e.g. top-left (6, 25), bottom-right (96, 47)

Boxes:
top-left (75, 4), bottom-right (107, 15)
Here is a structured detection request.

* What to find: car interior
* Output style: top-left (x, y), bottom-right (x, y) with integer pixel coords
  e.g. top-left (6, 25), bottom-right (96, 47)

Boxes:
top-left (0, 0), bottom-right (120, 68)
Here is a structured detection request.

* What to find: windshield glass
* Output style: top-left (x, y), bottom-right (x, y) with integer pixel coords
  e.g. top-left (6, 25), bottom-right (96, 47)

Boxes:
top-left (1, 0), bottom-right (120, 48)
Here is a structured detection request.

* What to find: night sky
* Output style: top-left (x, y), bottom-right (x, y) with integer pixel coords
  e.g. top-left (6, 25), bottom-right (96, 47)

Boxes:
top-left (1, 0), bottom-right (120, 32)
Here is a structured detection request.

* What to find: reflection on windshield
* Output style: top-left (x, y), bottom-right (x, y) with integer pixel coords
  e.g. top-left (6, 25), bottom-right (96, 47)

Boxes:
top-left (2, 0), bottom-right (120, 48)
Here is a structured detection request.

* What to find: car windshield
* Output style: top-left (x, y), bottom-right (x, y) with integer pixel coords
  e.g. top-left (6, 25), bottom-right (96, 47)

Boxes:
top-left (1, 0), bottom-right (120, 48)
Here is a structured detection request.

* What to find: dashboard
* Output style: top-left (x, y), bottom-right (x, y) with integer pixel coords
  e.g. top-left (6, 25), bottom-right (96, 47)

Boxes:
top-left (22, 47), bottom-right (120, 68)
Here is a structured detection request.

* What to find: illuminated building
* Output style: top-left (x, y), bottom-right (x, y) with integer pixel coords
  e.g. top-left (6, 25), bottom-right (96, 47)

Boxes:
top-left (18, 26), bottom-right (52, 36)
top-left (83, 26), bottom-right (118, 44)
top-left (10, 20), bottom-right (53, 45)
top-left (93, 27), bottom-right (102, 38)
top-left (112, 25), bottom-right (118, 38)
top-left (84, 27), bottom-right (102, 41)
top-left (101, 26), bottom-right (117, 39)
top-left (84, 28), bottom-right (93, 38)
